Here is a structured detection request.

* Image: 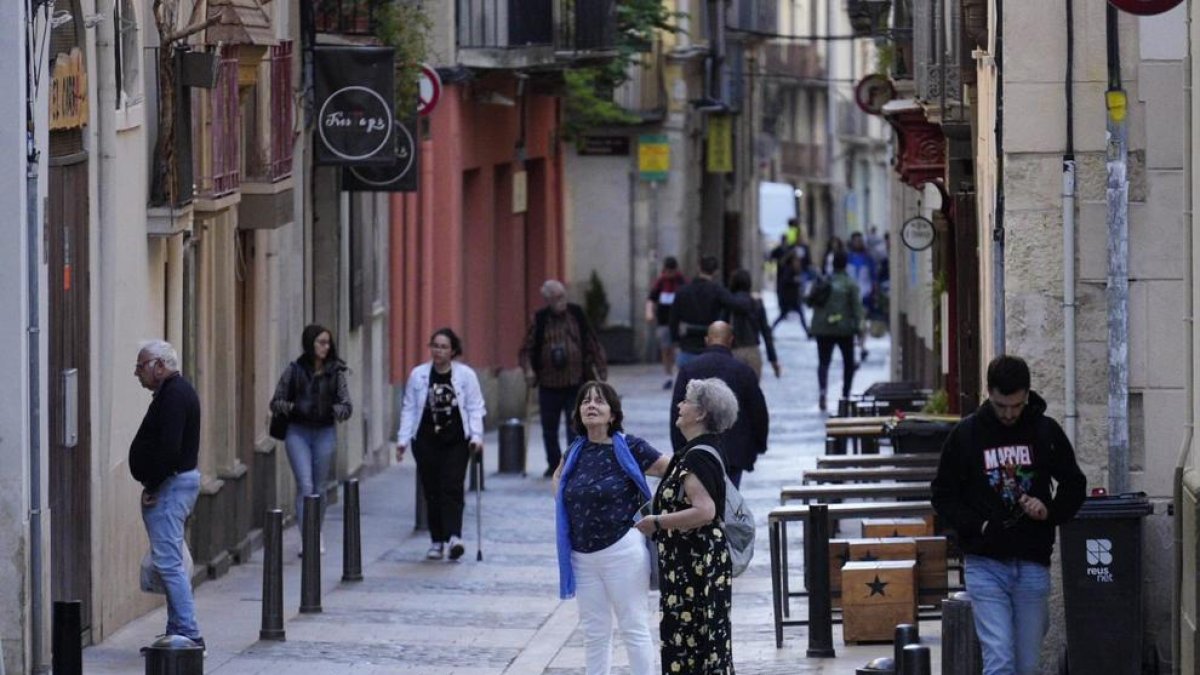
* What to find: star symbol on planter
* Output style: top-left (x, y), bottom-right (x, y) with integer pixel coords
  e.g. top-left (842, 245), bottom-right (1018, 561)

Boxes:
top-left (858, 551), bottom-right (879, 562)
top-left (837, 549), bottom-right (851, 567)
top-left (866, 575), bottom-right (889, 597)
top-left (891, 529), bottom-right (902, 537)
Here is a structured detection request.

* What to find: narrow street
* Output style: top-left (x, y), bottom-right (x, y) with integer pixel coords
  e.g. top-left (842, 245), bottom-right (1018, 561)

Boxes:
top-left (82, 306), bottom-right (939, 674)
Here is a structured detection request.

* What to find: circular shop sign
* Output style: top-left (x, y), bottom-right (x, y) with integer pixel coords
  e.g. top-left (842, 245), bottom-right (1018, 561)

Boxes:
top-left (1108, 0), bottom-right (1184, 15)
top-left (417, 63), bottom-right (442, 117)
top-left (349, 121), bottom-right (416, 187)
top-left (855, 74), bottom-right (896, 116)
top-left (317, 85), bottom-right (394, 163)
top-left (901, 216), bottom-right (936, 252)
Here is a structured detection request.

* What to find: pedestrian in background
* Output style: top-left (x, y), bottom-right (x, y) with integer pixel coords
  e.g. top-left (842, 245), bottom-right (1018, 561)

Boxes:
top-left (846, 231), bottom-right (877, 362)
top-left (931, 355), bottom-right (1086, 675)
top-left (270, 324), bottom-right (352, 555)
top-left (809, 251), bottom-right (864, 413)
top-left (668, 255), bottom-right (751, 369)
top-left (554, 381), bottom-right (669, 675)
top-left (669, 322), bottom-right (769, 487)
top-left (396, 328), bottom-right (486, 561)
top-left (822, 235), bottom-right (846, 276)
top-left (727, 268), bottom-right (781, 379)
top-left (636, 377), bottom-right (737, 674)
top-left (645, 256), bottom-right (687, 390)
top-left (520, 279), bottom-right (608, 477)
top-left (129, 340), bottom-right (204, 650)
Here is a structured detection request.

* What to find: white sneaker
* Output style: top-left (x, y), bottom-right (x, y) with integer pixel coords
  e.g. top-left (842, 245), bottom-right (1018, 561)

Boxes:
top-left (320, 534), bottom-right (326, 555)
top-left (426, 543), bottom-right (444, 560)
top-left (448, 536), bottom-right (465, 561)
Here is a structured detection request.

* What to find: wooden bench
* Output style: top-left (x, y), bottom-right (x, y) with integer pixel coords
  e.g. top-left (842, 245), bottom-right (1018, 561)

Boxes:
top-left (779, 481), bottom-right (932, 505)
top-left (801, 466), bottom-right (939, 485)
top-left (815, 453), bottom-right (940, 469)
top-left (768, 501), bottom-right (936, 648)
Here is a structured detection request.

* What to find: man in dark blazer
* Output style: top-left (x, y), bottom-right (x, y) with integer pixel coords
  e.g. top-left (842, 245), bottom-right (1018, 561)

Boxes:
top-left (669, 321), bottom-right (769, 487)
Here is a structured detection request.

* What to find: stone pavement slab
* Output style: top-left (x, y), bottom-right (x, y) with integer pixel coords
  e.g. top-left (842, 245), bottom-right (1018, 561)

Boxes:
top-left (83, 306), bottom-right (943, 674)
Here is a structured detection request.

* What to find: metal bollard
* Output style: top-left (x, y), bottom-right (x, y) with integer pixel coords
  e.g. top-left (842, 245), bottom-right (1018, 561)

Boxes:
top-left (342, 479), bottom-right (363, 582)
top-left (414, 472), bottom-right (428, 531)
top-left (941, 591), bottom-right (983, 674)
top-left (498, 418), bottom-right (526, 475)
top-left (299, 494), bottom-right (323, 613)
top-left (142, 635), bottom-right (203, 675)
top-left (893, 623), bottom-right (919, 675)
top-left (901, 644), bottom-right (932, 675)
top-left (260, 509), bottom-right (285, 641)
top-left (806, 504), bottom-right (836, 658)
top-left (52, 600), bottom-right (82, 675)
top-left (468, 449), bottom-right (485, 492)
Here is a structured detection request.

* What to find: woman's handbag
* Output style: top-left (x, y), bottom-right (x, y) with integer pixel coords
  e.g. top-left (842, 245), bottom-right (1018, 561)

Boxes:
top-left (639, 500), bottom-right (661, 591)
top-left (268, 412), bottom-right (289, 441)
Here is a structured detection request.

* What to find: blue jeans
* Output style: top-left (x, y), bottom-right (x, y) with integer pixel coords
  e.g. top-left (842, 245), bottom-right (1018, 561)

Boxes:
top-left (285, 423), bottom-right (337, 527)
top-left (964, 554), bottom-right (1051, 675)
top-left (141, 470), bottom-right (201, 639)
top-left (538, 385), bottom-right (580, 468)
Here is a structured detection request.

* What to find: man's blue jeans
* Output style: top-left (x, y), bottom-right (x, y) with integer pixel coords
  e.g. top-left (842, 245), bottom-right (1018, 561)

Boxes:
top-left (538, 385), bottom-right (580, 469)
top-left (284, 423), bottom-right (337, 527)
top-left (964, 554), bottom-right (1051, 675)
top-left (142, 469), bottom-right (201, 639)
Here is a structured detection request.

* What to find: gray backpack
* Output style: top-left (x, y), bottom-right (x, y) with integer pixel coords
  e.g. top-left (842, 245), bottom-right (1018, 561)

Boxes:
top-left (693, 445), bottom-right (756, 577)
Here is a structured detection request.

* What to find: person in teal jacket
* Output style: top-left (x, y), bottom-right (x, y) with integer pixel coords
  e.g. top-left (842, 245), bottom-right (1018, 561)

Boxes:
top-left (808, 251), bottom-right (865, 412)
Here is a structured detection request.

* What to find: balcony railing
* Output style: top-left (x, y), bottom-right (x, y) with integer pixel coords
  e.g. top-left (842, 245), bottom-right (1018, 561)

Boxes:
top-left (780, 140), bottom-right (827, 179)
top-left (193, 45), bottom-right (241, 200)
top-left (458, 0), bottom-right (554, 49)
top-left (613, 52), bottom-right (665, 118)
top-left (314, 0), bottom-right (381, 36)
top-left (763, 42), bottom-right (823, 83)
top-left (457, 0), bottom-right (617, 67)
top-left (729, 0), bottom-right (778, 35)
top-left (245, 41), bottom-right (294, 183)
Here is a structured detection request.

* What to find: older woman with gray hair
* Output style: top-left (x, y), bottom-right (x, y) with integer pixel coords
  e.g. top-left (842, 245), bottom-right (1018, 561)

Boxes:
top-left (634, 377), bottom-right (738, 674)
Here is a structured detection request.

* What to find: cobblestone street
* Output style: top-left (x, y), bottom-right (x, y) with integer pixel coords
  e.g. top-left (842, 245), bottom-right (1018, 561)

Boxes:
top-left (83, 308), bottom-right (940, 674)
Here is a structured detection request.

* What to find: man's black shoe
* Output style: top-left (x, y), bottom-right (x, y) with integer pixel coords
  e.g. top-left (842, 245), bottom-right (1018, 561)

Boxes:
top-left (543, 466), bottom-right (555, 478)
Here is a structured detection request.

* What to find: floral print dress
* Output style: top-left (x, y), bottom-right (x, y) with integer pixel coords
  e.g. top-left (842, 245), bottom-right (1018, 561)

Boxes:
top-left (653, 445), bottom-right (733, 674)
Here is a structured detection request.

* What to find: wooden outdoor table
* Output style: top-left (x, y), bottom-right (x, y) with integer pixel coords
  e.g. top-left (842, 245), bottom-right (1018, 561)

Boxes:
top-left (779, 481), bottom-right (932, 505)
top-left (815, 453), bottom-right (940, 469)
top-left (801, 466), bottom-right (939, 485)
top-left (767, 500), bottom-right (936, 648)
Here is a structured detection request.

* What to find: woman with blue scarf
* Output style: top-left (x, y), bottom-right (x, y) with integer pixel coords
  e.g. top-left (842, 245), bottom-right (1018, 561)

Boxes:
top-left (555, 381), bottom-right (670, 675)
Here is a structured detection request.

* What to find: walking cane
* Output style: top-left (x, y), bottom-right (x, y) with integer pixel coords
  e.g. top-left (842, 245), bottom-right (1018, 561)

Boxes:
top-left (475, 446), bottom-right (484, 561)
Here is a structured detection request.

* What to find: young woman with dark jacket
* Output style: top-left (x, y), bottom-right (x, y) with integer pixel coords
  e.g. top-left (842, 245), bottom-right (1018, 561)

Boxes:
top-left (270, 324), bottom-right (352, 554)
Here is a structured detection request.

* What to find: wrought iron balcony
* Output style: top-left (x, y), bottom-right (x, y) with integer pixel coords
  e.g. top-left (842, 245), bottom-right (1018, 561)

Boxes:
top-left (192, 45), bottom-right (241, 200)
top-left (313, 0), bottom-right (381, 36)
top-left (245, 41), bottom-right (294, 184)
top-left (457, 0), bottom-right (617, 69)
top-left (763, 42), bottom-right (823, 85)
top-left (729, 0), bottom-right (778, 36)
top-left (779, 140), bottom-right (827, 180)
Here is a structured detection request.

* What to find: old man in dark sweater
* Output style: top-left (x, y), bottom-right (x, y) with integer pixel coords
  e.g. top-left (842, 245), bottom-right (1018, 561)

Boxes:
top-left (129, 339), bottom-right (203, 649)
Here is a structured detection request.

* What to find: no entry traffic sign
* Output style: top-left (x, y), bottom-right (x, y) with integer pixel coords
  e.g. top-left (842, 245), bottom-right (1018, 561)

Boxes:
top-left (417, 63), bottom-right (441, 117)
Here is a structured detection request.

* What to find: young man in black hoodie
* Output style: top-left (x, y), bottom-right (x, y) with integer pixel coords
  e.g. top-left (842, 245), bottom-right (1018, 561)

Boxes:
top-left (931, 355), bottom-right (1086, 675)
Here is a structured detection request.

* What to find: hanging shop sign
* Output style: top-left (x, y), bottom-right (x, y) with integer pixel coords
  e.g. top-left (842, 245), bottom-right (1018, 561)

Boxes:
top-left (638, 134), bottom-right (670, 181)
top-left (417, 63), bottom-right (442, 116)
top-left (706, 114), bottom-right (733, 174)
top-left (314, 46), bottom-right (396, 165)
top-left (855, 74), bottom-right (895, 116)
top-left (1108, 0), bottom-right (1183, 15)
top-left (579, 136), bottom-right (631, 156)
top-left (343, 119), bottom-right (418, 192)
top-left (50, 48), bottom-right (88, 130)
top-left (901, 216), bottom-right (936, 252)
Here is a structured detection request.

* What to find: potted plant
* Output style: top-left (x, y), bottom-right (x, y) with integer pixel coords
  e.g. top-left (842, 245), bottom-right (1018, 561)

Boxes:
top-left (584, 271), bottom-right (637, 364)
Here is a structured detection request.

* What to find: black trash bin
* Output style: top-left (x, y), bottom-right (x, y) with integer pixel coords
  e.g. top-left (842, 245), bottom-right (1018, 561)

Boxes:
top-left (498, 418), bottom-right (526, 475)
top-left (1060, 492), bottom-right (1153, 674)
top-left (887, 418), bottom-right (955, 454)
top-left (142, 635), bottom-right (203, 675)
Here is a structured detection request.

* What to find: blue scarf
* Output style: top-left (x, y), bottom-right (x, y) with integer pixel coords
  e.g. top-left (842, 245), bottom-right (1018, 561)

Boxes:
top-left (555, 432), bottom-right (652, 599)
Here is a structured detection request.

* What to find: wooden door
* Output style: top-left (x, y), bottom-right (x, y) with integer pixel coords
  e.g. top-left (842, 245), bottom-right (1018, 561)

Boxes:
top-left (48, 153), bottom-right (92, 643)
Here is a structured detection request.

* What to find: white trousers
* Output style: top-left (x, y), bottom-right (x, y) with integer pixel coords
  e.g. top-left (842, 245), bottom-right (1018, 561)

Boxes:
top-left (570, 528), bottom-right (656, 675)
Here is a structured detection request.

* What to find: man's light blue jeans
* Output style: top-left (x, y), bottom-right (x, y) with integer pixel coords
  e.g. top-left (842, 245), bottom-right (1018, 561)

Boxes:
top-left (964, 554), bottom-right (1051, 675)
top-left (141, 469), bottom-right (202, 639)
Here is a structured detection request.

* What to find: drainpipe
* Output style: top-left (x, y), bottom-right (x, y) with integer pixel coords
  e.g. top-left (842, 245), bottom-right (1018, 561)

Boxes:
top-left (1174, 4), bottom-right (1194, 672)
top-left (24, 0), bottom-right (45, 670)
top-left (1105, 5), bottom-right (1131, 495)
top-left (993, 0), bottom-right (1006, 356)
top-left (1063, 0), bottom-right (1077, 445)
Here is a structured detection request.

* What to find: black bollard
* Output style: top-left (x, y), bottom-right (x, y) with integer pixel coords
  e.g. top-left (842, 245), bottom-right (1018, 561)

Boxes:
top-left (260, 509), bottom-right (285, 641)
top-left (498, 418), bottom-right (526, 475)
top-left (414, 472), bottom-right (428, 531)
top-left (142, 635), bottom-right (203, 675)
top-left (901, 644), bottom-right (932, 675)
top-left (52, 600), bottom-right (82, 675)
top-left (468, 449), bottom-right (485, 492)
top-left (893, 623), bottom-right (920, 675)
top-left (342, 479), bottom-right (363, 582)
top-left (299, 494), bottom-right (323, 613)
top-left (941, 592), bottom-right (983, 674)
top-left (806, 504), bottom-right (836, 658)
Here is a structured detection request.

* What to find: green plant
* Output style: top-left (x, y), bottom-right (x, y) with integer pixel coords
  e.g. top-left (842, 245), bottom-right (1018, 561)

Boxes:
top-left (875, 43), bottom-right (896, 76)
top-left (921, 389), bottom-right (950, 414)
top-left (584, 271), bottom-right (611, 328)
top-left (375, 1), bottom-right (433, 117)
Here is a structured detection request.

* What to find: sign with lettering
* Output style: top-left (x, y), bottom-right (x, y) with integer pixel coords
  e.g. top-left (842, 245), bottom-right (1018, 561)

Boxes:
top-left (579, 136), bottom-right (631, 156)
top-left (343, 119), bottom-right (418, 192)
top-left (706, 114), bottom-right (733, 174)
top-left (314, 46), bottom-right (395, 165)
top-left (638, 134), bottom-right (669, 181)
top-left (901, 216), bottom-right (936, 252)
top-left (50, 48), bottom-right (88, 130)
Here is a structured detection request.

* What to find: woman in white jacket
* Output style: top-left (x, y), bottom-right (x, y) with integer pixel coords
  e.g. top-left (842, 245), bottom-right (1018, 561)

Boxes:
top-left (396, 328), bottom-right (487, 560)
